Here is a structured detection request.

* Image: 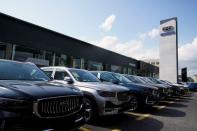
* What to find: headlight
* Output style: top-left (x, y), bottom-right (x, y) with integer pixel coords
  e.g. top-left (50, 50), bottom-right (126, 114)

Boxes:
top-left (97, 91), bottom-right (116, 97)
top-left (152, 90), bottom-right (158, 96)
top-left (0, 97), bottom-right (29, 110)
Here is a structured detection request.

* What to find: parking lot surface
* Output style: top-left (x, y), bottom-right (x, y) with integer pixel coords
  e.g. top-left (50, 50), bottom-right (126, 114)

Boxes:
top-left (77, 92), bottom-right (197, 131)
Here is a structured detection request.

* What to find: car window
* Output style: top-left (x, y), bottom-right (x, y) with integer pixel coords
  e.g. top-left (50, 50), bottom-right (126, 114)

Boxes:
top-left (54, 69), bottom-right (69, 80)
top-left (112, 73), bottom-right (131, 83)
top-left (69, 69), bottom-right (100, 82)
top-left (0, 61), bottom-right (50, 81)
top-left (128, 76), bottom-right (142, 83)
top-left (43, 71), bottom-right (53, 77)
top-left (91, 72), bottom-right (98, 77)
top-left (100, 72), bottom-right (117, 82)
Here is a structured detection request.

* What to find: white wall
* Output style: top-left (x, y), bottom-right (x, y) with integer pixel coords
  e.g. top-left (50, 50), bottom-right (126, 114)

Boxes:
top-left (159, 18), bottom-right (178, 83)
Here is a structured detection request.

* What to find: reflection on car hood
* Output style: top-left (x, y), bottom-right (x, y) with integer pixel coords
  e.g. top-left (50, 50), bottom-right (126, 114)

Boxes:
top-left (120, 82), bottom-right (158, 90)
top-left (74, 82), bottom-right (129, 92)
top-left (147, 83), bottom-right (168, 89)
top-left (0, 80), bottom-right (82, 100)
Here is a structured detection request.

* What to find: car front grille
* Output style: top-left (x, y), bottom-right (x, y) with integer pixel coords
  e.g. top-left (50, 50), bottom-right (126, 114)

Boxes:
top-left (117, 91), bottom-right (130, 101)
top-left (33, 96), bottom-right (83, 118)
top-left (159, 88), bottom-right (165, 93)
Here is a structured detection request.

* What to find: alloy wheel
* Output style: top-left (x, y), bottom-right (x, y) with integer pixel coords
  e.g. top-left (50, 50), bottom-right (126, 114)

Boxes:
top-left (84, 98), bottom-right (94, 122)
top-left (129, 95), bottom-right (138, 111)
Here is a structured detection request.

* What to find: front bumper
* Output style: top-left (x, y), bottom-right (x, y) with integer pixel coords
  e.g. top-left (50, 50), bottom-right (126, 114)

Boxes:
top-left (0, 109), bottom-right (85, 130)
top-left (145, 95), bottom-right (159, 105)
top-left (96, 96), bottom-right (131, 116)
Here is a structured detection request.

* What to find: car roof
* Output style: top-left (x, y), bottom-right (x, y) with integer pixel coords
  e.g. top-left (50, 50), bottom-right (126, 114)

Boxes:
top-left (0, 59), bottom-right (35, 65)
top-left (41, 66), bottom-right (88, 71)
top-left (89, 71), bottom-right (111, 73)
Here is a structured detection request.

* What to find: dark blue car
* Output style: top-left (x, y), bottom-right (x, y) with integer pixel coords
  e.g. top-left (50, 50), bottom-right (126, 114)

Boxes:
top-left (90, 71), bottom-right (160, 111)
top-left (187, 83), bottom-right (197, 91)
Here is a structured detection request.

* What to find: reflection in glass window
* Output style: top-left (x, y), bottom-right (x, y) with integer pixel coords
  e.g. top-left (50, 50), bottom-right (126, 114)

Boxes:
top-left (123, 67), bottom-right (127, 74)
top-left (111, 65), bottom-right (121, 73)
top-left (88, 61), bottom-right (103, 71)
top-left (73, 58), bottom-right (84, 69)
top-left (69, 69), bottom-right (100, 82)
top-left (55, 54), bottom-right (67, 66)
top-left (14, 46), bottom-right (53, 67)
top-left (0, 44), bottom-right (6, 59)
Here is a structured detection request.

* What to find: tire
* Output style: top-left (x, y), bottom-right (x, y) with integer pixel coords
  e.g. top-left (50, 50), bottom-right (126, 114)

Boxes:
top-left (84, 97), bottom-right (95, 122)
top-left (129, 95), bottom-right (138, 111)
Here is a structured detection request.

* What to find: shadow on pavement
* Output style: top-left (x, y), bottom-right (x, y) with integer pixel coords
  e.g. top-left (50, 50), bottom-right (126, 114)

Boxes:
top-left (152, 108), bottom-right (186, 117)
top-left (158, 101), bottom-right (188, 108)
top-left (166, 103), bottom-right (188, 108)
top-left (134, 106), bottom-right (186, 117)
top-left (86, 113), bottom-right (163, 131)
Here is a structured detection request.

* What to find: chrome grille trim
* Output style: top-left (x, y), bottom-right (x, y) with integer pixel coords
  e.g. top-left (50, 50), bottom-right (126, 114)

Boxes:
top-left (33, 95), bottom-right (83, 119)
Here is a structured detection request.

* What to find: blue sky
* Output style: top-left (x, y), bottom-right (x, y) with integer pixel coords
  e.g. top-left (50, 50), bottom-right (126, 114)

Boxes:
top-left (0, 0), bottom-right (197, 75)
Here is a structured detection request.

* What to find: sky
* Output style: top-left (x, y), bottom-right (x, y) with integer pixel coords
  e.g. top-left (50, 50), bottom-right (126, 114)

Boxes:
top-left (0, 0), bottom-right (197, 76)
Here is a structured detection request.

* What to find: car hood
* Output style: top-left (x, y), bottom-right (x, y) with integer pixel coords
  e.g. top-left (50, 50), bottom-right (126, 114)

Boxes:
top-left (0, 80), bottom-right (82, 100)
top-left (119, 82), bottom-right (158, 90)
top-left (74, 82), bottom-right (129, 92)
top-left (147, 83), bottom-right (168, 89)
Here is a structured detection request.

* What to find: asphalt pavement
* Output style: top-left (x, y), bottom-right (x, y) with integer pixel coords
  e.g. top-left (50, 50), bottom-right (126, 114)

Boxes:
top-left (76, 92), bottom-right (197, 131)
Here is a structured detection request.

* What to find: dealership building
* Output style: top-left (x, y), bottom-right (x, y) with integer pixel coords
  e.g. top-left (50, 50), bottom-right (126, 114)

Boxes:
top-left (0, 13), bottom-right (158, 77)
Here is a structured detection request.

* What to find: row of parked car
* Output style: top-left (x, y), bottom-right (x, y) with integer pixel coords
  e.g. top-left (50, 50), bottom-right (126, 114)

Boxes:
top-left (0, 59), bottom-right (190, 131)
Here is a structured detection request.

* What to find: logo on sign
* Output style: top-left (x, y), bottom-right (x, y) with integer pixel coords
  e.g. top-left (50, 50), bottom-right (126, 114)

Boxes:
top-left (162, 26), bottom-right (174, 32)
top-left (160, 26), bottom-right (176, 37)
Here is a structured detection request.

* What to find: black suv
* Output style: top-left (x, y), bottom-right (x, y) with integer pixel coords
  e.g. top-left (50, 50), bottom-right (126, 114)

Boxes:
top-left (0, 60), bottom-right (84, 131)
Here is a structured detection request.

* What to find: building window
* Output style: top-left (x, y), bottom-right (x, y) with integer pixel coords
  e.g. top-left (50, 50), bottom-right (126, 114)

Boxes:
top-left (0, 44), bottom-right (6, 59)
top-left (14, 45), bottom-right (53, 67)
top-left (111, 65), bottom-right (121, 73)
top-left (73, 58), bottom-right (84, 69)
top-left (55, 54), bottom-right (67, 66)
top-left (88, 61), bottom-right (103, 71)
top-left (122, 67), bottom-right (128, 74)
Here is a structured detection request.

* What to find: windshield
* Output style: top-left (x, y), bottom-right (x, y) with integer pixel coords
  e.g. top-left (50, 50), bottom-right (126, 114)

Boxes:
top-left (69, 69), bottom-right (100, 82)
top-left (0, 61), bottom-right (50, 81)
top-left (112, 73), bottom-right (131, 83)
top-left (126, 75), bottom-right (143, 83)
top-left (139, 77), bottom-right (153, 84)
top-left (148, 78), bottom-right (162, 84)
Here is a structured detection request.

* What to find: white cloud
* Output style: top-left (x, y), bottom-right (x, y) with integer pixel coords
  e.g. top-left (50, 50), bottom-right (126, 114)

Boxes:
top-left (179, 37), bottom-right (197, 61)
top-left (148, 28), bottom-right (160, 39)
top-left (178, 37), bottom-right (197, 76)
top-left (95, 35), bottom-right (159, 60)
top-left (100, 14), bottom-right (116, 32)
top-left (139, 28), bottom-right (160, 39)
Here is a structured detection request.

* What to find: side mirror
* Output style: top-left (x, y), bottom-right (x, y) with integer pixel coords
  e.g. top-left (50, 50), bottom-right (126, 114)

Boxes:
top-left (64, 76), bottom-right (73, 84)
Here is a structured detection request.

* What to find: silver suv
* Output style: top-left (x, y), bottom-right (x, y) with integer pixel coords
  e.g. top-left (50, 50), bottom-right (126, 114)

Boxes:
top-left (41, 67), bottom-right (133, 121)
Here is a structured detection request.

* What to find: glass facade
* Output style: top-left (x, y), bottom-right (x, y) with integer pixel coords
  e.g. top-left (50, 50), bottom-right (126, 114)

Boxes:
top-left (55, 53), bottom-right (68, 66)
top-left (111, 65), bottom-right (122, 73)
top-left (87, 61), bottom-right (103, 71)
top-left (0, 43), bottom-right (158, 77)
top-left (0, 44), bottom-right (6, 59)
top-left (122, 67), bottom-right (128, 74)
top-left (14, 45), bottom-right (53, 67)
top-left (73, 58), bottom-right (84, 69)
